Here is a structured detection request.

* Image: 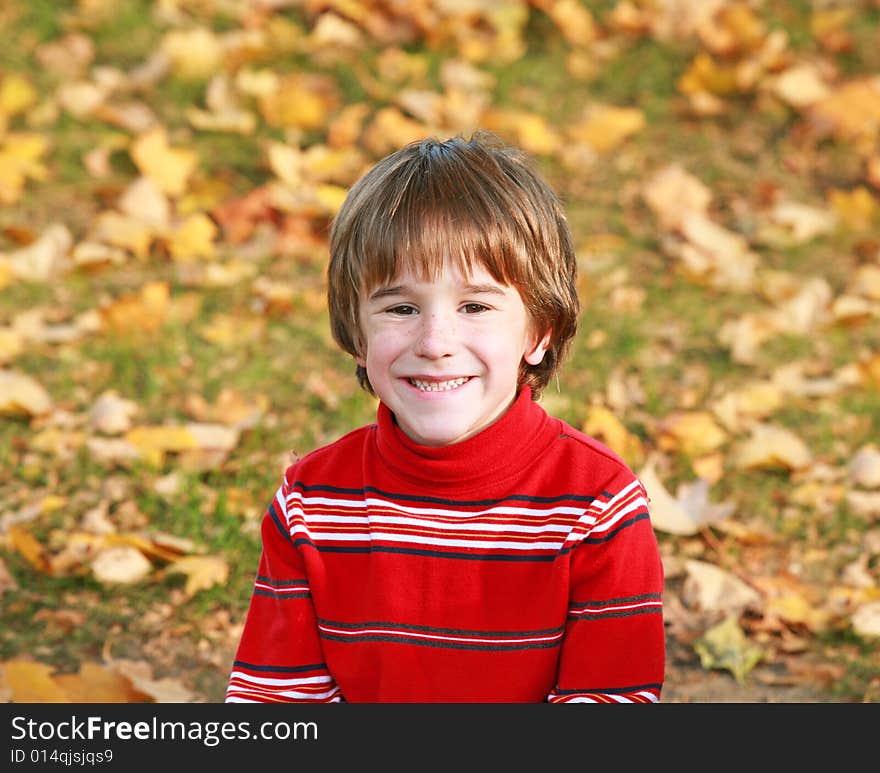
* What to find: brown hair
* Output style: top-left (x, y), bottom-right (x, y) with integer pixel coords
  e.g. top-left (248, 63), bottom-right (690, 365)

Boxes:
top-left (327, 131), bottom-right (579, 399)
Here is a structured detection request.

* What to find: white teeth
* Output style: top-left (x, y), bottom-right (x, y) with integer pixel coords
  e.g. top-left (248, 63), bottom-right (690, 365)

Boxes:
top-left (409, 377), bottom-right (469, 392)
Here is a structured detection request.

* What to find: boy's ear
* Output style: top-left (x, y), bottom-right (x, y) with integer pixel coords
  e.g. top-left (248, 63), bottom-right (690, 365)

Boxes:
top-left (524, 330), bottom-right (552, 366)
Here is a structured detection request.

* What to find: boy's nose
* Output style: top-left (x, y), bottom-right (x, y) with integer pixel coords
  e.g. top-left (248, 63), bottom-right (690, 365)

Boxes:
top-left (413, 312), bottom-right (455, 359)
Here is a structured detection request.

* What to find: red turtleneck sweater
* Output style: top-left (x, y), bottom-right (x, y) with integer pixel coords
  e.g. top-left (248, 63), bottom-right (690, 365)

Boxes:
top-left (226, 388), bottom-right (665, 703)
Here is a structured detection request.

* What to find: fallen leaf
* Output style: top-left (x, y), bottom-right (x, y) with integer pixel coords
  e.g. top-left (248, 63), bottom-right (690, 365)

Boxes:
top-left (1, 660), bottom-right (70, 702)
top-left (693, 614), bottom-right (765, 684)
top-left (566, 103), bottom-right (645, 153)
top-left (130, 126), bottom-right (198, 198)
top-left (850, 445), bottom-right (880, 488)
top-left (108, 659), bottom-right (194, 703)
top-left (682, 559), bottom-right (762, 615)
top-left (771, 63), bottom-right (831, 108)
top-left (160, 26), bottom-right (224, 80)
top-left (165, 555), bottom-right (228, 596)
top-left (732, 423), bottom-right (813, 472)
top-left (640, 460), bottom-right (735, 535)
top-left (91, 546), bottom-right (153, 585)
top-left (89, 391), bottom-right (139, 435)
top-left (641, 164), bottom-right (712, 230)
top-left (582, 404), bottom-right (645, 467)
top-left (0, 370), bottom-right (53, 417)
top-left (54, 662), bottom-right (153, 702)
top-left (0, 557), bottom-right (19, 594)
top-left (851, 601), bottom-right (880, 639)
top-left (2, 223), bottom-right (72, 281)
top-left (656, 410), bottom-right (728, 457)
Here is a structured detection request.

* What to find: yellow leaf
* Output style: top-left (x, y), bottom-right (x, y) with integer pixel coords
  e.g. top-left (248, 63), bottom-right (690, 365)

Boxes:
top-left (641, 164), bottom-right (712, 230)
top-left (362, 106), bottom-right (432, 157)
top-left (54, 662), bottom-right (152, 703)
top-left (829, 186), bottom-right (879, 231)
top-left (125, 425), bottom-right (199, 455)
top-left (0, 369), bottom-right (53, 417)
top-left (258, 73), bottom-right (340, 130)
top-left (567, 103), bottom-right (645, 153)
top-left (7, 526), bottom-right (52, 574)
top-left (160, 27), bottom-right (224, 81)
top-left (656, 410), bottom-right (727, 457)
top-left (0, 74), bottom-right (39, 117)
top-left (314, 183), bottom-right (348, 215)
top-left (2, 660), bottom-right (70, 702)
top-left (99, 281), bottom-right (170, 333)
top-left (582, 405), bottom-right (644, 467)
top-left (89, 211), bottom-right (156, 258)
top-left (130, 126), bottom-right (198, 198)
top-left (733, 423), bottom-right (813, 472)
top-left (678, 52), bottom-right (741, 97)
top-left (807, 77), bottom-right (880, 150)
top-left (0, 327), bottom-right (24, 363)
top-left (164, 213), bottom-right (217, 262)
top-left (166, 555), bottom-right (228, 596)
top-left (537, 0), bottom-right (597, 46)
top-left (0, 132), bottom-right (50, 204)
top-left (482, 108), bottom-right (561, 156)
top-left (765, 594), bottom-right (831, 632)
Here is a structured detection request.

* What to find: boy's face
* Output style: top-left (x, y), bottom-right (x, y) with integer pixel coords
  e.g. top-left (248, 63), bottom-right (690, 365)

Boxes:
top-left (357, 258), bottom-right (550, 446)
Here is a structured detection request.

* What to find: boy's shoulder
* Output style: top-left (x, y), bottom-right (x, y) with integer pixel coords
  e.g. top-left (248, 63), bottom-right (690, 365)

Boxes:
top-left (550, 414), bottom-right (640, 481)
top-left (282, 419), bottom-right (377, 480)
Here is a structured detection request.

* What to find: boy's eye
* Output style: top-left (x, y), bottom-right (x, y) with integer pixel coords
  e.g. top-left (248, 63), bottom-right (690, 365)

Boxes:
top-left (461, 303), bottom-right (489, 314)
top-left (386, 304), bottom-right (418, 315)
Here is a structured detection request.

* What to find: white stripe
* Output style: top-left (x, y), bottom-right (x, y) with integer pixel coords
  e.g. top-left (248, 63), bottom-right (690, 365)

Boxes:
top-left (253, 582), bottom-right (308, 594)
top-left (590, 479), bottom-right (641, 514)
top-left (588, 495), bottom-right (650, 534)
top-left (570, 600), bottom-right (662, 615)
top-left (297, 512), bottom-right (572, 535)
top-left (287, 492), bottom-right (585, 520)
top-left (291, 524), bottom-right (563, 551)
top-left (228, 671), bottom-right (331, 687)
top-left (318, 624), bottom-right (563, 646)
top-left (226, 693), bottom-right (343, 703)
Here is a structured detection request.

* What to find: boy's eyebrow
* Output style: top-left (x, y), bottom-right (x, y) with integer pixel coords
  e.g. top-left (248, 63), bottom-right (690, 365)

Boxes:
top-left (368, 283), bottom-right (508, 301)
top-left (368, 285), bottom-right (406, 301)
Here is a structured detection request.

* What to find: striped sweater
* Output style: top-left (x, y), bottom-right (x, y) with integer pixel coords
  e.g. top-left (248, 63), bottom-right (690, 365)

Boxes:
top-left (226, 388), bottom-right (665, 703)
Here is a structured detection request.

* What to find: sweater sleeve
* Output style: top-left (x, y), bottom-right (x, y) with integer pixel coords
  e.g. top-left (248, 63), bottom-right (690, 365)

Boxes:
top-left (225, 477), bottom-right (343, 703)
top-left (547, 475), bottom-right (665, 703)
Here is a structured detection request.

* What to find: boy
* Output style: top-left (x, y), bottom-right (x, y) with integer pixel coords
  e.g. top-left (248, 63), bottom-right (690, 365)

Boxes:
top-left (226, 132), bottom-right (665, 703)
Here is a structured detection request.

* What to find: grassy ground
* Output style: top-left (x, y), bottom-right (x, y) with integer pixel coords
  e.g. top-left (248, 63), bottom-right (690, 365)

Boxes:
top-left (1, 0), bottom-right (879, 702)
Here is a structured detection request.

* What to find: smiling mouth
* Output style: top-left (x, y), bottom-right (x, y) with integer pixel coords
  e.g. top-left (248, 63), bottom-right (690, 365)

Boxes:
top-left (407, 377), bottom-right (471, 392)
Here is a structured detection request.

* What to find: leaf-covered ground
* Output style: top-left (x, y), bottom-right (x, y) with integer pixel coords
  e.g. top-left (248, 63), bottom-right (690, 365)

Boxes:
top-left (1, 0), bottom-right (879, 703)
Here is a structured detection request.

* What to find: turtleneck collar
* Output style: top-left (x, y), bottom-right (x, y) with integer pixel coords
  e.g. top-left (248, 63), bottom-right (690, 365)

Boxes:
top-left (373, 386), bottom-right (557, 492)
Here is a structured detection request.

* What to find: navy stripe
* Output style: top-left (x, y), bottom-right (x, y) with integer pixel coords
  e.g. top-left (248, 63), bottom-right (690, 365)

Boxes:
top-left (255, 575), bottom-right (307, 586)
top-left (293, 537), bottom-right (559, 562)
top-left (290, 482), bottom-right (596, 508)
top-left (253, 589), bottom-right (310, 600)
top-left (317, 618), bottom-right (564, 638)
top-left (583, 511), bottom-right (651, 544)
top-left (570, 592), bottom-right (662, 607)
top-left (319, 632), bottom-right (562, 652)
top-left (554, 683), bottom-right (662, 696)
top-left (232, 661), bottom-right (327, 674)
top-left (267, 501), bottom-right (294, 544)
